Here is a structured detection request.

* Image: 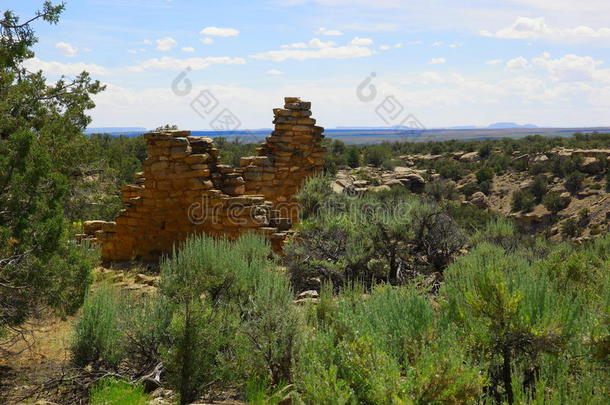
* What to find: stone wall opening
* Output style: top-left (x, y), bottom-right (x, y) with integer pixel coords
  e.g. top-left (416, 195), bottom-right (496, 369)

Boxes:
top-left (80, 97), bottom-right (326, 261)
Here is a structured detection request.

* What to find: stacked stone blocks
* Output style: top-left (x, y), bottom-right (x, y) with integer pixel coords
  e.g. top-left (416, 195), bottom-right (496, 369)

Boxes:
top-left (80, 98), bottom-right (325, 261)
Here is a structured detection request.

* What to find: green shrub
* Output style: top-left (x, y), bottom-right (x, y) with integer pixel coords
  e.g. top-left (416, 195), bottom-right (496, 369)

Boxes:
top-left (511, 189), bottom-right (535, 212)
top-left (564, 171), bottom-right (585, 193)
top-left (346, 147), bottom-right (360, 168)
top-left (240, 266), bottom-right (301, 385)
top-left (478, 143), bottom-right (492, 158)
top-left (436, 158), bottom-right (465, 181)
top-left (71, 285), bottom-right (125, 368)
top-left (475, 167), bottom-right (494, 184)
top-left (294, 331), bottom-right (355, 405)
top-left (404, 330), bottom-right (485, 403)
top-left (296, 175), bottom-right (335, 220)
top-left (530, 175), bottom-right (548, 202)
top-left (163, 298), bottom-right (235, 405)
top-left (120, 294), bottom-right (172, 370)
top-left (472, 218), bottom-right (519, 251)
top-left (461, 182), bottom-right (479, 198)
top-left (442, 244), bottom-right (585, 404)
top-left (339, 284), bottom-right (434, 365)
top-left (542, 191), bottom-right (568, 213)
top-left (90, 378), bottom-right (148, 405)
top-left (363, 144), bottom-right (392, 167)
top-left (560, 218), bottom-right (581, 238)
top-left (424, 179), bottom-right (457, 202)
top-left (335, 336), bottom-right (404, 404)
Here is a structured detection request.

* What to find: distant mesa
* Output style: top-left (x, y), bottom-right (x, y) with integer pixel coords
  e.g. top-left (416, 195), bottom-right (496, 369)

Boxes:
top-left (85, 127), bottom-right (148, 134)
top-left (487, 122), bottom-right (538, 129)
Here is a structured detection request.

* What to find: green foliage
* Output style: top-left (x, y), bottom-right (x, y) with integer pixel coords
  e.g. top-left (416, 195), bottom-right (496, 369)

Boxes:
top-left (471, 218), bottom-right (520, 251)
top-left (154, 124), bottom-right (178, 131)
top-left (478, 143), bottom-right (492, 158)
top-left (120, 294), bottom-right (172, 370)
top-left (530, 175), bottom-right (548, 202)
top-left (90, 378), bottom-right (149, 405)
top-left (542, 191), bottom-right (568, 213)
top-left (240, 262), bottom-right (300, 385)
top-left (424, 179), bottom-right (458, 202)
top-left (214, 136), bottom-right (258, 167)
top-left (511, 189), bottom-right (536, 212)
top-left (564, 170), bottom-right (585, 193)
top-left (71, 285), bottom-right (125, 368)
top-left (296, 174), bottom-right (336, 219)
top-left (0, 3), bottom-right (101, 329)
top-left (560, 218), bottom-right (581, 238)
top-left (435, 158), bottom-right (466, 181)
top-left (159, 233), bottom-right (299, 404)
top-left (346, 146), bottom-right (361, 168)
top-left (475, 167), bottom-right (494, 184)
top-left (442, 244), bottom-right (589, 403)
top-left (362, 144), bottom-right (392, 168)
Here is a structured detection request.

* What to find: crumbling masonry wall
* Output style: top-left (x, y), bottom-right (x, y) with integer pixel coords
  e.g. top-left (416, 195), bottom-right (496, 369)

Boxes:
top-left (81, 97), bottom-right (325, 261)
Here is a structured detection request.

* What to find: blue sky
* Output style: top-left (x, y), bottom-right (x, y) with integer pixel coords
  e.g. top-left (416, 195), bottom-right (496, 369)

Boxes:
top-left (10, 0), bottom-right (610, 130)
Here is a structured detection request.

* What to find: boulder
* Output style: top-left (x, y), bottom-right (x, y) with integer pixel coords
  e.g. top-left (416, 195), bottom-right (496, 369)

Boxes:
top-left (383, 179), bottom-right (403, 187)
top-left (370, 185), bottom-right (391, 193)
top-left (469, 191), bottom-right (488, 209)
top-left (403, 173), bottom-right (426, 192)
top-left (460, 151), bottom-right (479, 162)
top-left (298, 290), bottom-right (319, 299)
top-left (579, 157), bottom-right (603, 174)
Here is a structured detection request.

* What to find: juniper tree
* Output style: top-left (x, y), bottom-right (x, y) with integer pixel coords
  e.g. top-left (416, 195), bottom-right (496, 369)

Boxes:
top-left (0, 2), bottom-right (102, 334)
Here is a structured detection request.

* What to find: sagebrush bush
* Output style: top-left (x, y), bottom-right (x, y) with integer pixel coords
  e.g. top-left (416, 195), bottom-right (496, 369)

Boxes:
top-left (424, 179), bottom-right (458, 202)
top-left (511, 189), bottom-right (535, 212)
top-left (441, 243), bottom-right (587, 404)
top-left (120, 294), bottom-right (172, 370)
top-left (560, 218), bottom-right (581, 238)
top-left (71, 285), bottom-right (125, 368)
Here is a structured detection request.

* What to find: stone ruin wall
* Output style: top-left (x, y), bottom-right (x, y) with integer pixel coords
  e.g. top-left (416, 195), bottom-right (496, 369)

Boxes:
top-left (80, 97), bottom-right (325, 261)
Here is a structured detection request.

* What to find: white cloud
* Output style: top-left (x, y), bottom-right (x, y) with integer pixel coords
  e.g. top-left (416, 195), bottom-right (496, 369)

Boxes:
top-left (266, 69), bottom-right (284, 75)
top-left (533, 53), bottom-right (607, 82)
top-left (128, 56), bottom-right (246, 71)
top-left (486, 58), bottom-right (503, 65)
top-left (315, 27), bottom-right (343, 36)
top-left (351, 36), bottom-right (374, 46)
top-left (394, 43), bottom-right (402, 48)
top-left (128, 49), bottom-right (138, 54)
top-left (380, 45), bottom-right (391, 51)
top-left (432, 41), bottom-right (443, 47)
top-left (308, 38), bottom-right (336, 48)
top-left (200, 26), bottom-right (239, 37)
top-left (506, 56), bottom-right (529, 71)
top-left (281, 42), bottom-right (308, 49)
top-left (55, 42), bottom-right (78, 57)
top-left (143, 39), bottom-right (152, 45)
top-left (481, 17), bottom-right (610, 42)
top-left (23, 57), bottom-right (109, 76)
top-left (156, 37), bottom-right (177, 51)
top-left (428, 57), bottom-right (446, 64)
top-left (251, 45), bottom-right (374, 62)
top-left (181, 47), bottom-right (195, 52)
top-left (200, 37), bottom-right (214, 45)
top-left (281, 38), bottom-right (336, 49)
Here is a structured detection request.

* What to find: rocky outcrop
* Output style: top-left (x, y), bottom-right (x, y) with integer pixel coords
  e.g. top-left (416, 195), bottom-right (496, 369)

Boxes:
top-left (331, 166), bottom-right (428, 195)
top-left (80, 97), bottom-right (325, 261)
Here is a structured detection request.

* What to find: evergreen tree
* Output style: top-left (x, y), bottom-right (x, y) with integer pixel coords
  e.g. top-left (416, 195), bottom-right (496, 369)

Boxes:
top-left (0, 2), bottom-right (102, 330)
